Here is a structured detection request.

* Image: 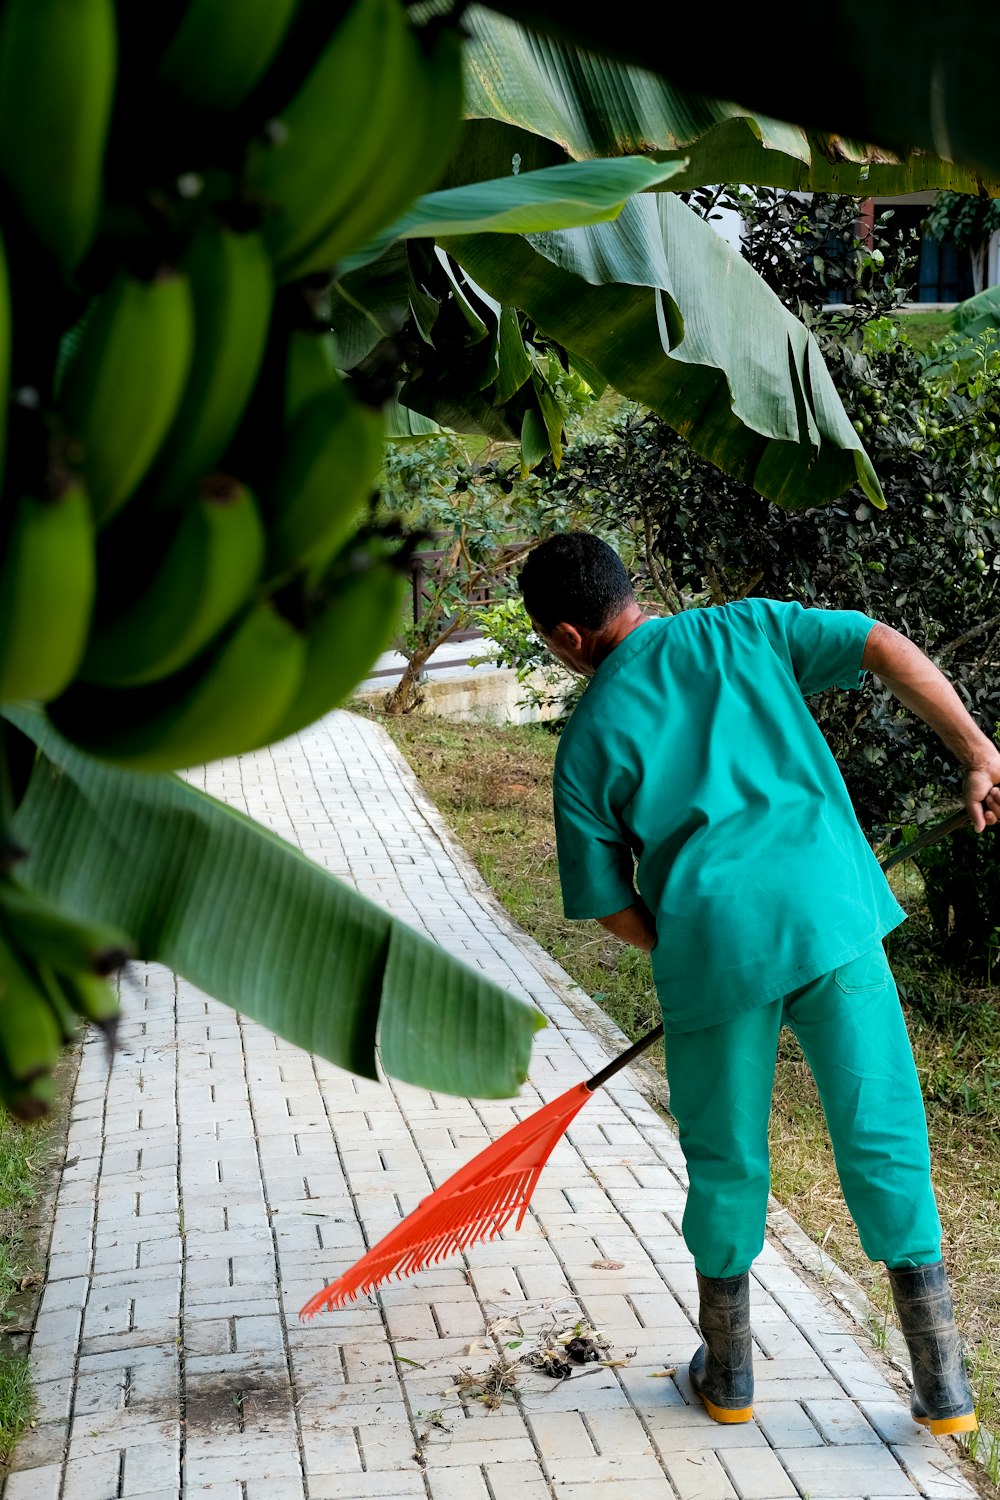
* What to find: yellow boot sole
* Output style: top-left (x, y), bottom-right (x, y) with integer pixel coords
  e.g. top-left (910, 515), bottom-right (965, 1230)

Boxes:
top-left (697, 1390), bottom-right (753, 1425)
top-left (915, 1411), bottom-right (978, 1436)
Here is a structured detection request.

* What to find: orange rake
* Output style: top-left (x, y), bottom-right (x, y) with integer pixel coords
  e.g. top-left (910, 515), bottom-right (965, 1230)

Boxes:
top-left (299, 806), bottom-right (972, 1318)
top-left (299, 1024), bottom-right (663, 1315)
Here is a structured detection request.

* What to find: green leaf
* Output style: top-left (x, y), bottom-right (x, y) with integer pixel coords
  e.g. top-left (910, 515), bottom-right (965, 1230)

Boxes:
top-left (443, 193), bottom-right (883, 510)
top-left (384, 391), bottom-right (446, 440)
top-left (459, 9), bottom-right (1000, 198)
top-left (520, 404), bottom-right (550, 473)
top-left (949, 286), bottom-right (1000, 340)
top-left (478, 0), bottom-right (1000, 183)
top-left (463, 8), bottom-right (810, 165)
top-left (7, 707), bottom-right (545, 1099)
top-left (339, 156), bottom-right (689, 273)
top-left (495, 305), bottom-right (534, 404)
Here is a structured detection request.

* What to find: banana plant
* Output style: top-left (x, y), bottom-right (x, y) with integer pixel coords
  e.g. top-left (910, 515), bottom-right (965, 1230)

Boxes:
top-left (331, 3), bottom-right (1000, 511)
top-left (4, 705), bottom-right (545, 1100)
top-left (3, 0), bottom-right (1000, 1120)
top-left (478, 2), bottom-right (1000, 184)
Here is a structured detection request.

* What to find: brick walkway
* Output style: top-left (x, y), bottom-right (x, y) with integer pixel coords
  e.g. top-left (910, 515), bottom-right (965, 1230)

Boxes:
top-left (2, 710), bottom-right (984, 1500)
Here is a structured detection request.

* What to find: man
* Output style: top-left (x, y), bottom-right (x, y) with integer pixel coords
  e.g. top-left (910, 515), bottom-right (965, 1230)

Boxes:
top-left (518, 530), bottom-right (1000, 1434)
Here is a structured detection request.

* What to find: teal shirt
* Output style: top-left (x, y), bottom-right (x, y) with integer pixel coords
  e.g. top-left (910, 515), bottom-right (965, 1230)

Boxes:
top-left (552, 600), bottom-right (905, 1033)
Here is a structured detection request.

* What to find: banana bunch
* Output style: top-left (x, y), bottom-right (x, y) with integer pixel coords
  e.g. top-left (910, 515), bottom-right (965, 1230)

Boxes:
top-left (0, 873), bottom-right (132, 1120)
top-left (0, 0), bottom-right (471, 1116)
top-left (248, 0), bottom-right (465, 282)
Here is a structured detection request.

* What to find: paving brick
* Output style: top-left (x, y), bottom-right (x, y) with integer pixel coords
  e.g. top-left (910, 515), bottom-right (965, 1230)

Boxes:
top-left (483, 1460), bottom-right (555, 1500)
top-left (61, 1450), bottom-right (123, 1500)
top-left (662, 1452), bottom-right (740, 1499)
top-left (891, 1443), bottom-right (980, 1499)
top-left (548, 1454), bottom-right (668, 1484)
top-left (2, 1463), bottom-right (63, 1500)
top-left (184, 1446), bottom-right (304, 1486)
top-left (804, 1396), bottom-right (882, 1445)
top-left (307, 1476), bottom-right (426, 1500)
top-left (119, 1440), bottom-right (181, 1495)
top-left (718, 1446), bottom-right (799, 1499)
top-left (424, 1464), bottom-right (493, 1500)
top-left (525, 1409), bottom-right (593, 1459)
top-left (6, 1419), bottom-right (67, 1468)
top-left (783, 1444), bottom-right (923, 1497)
top-left (753, 1400), bottom-right (826, 1448)
top-left (645, 1411), bottom-right (767, 1454)
top-left (243, 1482), bottom-right (307, 1500)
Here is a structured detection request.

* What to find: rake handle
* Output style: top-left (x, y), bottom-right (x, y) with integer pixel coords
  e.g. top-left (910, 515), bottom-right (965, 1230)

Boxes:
top-left (584, 803), bottom-right (975, 1092)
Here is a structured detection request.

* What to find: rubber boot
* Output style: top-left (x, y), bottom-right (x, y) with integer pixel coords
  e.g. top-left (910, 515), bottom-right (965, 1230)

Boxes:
top-left (688, 1270), bottom-right (754, 1423)
top-left (886, 1261), bottom-right (978, 1435)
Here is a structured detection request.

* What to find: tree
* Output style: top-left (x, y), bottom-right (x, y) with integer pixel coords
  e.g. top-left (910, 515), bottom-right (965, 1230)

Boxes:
top-left (523, 189), bottom-right (1000, 968)
top-left (923, 192), bottom-right (1000, 295)
top-left (4, 1), bottom-right (1000, 1114)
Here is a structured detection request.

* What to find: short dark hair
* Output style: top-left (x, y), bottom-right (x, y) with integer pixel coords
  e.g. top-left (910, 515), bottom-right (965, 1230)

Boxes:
top-left (518, 532), bottom-right (634, 632)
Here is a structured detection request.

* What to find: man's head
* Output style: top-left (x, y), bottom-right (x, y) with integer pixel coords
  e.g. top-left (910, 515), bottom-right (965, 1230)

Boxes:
top-left (518, 532), bottom-right (638, 676)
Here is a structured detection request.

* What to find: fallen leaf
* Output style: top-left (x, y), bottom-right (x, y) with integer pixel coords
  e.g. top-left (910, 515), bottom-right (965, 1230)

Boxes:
top-left (487, 1316), bottom-right (520, 1335)
top-left (591, 1259), bottom-right (625, 1271)
top-left (650, 1367), bottom-right (678, 1378)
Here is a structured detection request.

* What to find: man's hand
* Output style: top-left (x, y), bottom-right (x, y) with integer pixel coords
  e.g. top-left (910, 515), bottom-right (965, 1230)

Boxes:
top-left (863, 623), bottom-right (1000, 833)
top-left (964, 763), bottom-right (1000, 831)
top-left (597, 901), bottom-right (657, 952)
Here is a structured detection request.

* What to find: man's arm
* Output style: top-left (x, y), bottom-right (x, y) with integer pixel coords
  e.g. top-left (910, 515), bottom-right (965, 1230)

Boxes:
top-left (597, 899), bottom-right (657, 952)
top-left (862, 622), bottom-right (1000, 831)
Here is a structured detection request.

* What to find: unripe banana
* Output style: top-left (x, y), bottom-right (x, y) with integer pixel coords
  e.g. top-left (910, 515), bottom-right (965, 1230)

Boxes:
top-left (0, 0), bottom-right (116, 276)
top-left (50, 600), bottom-right (308, 771)
top-left (284, 329), bottom-right (340, 426)
top-left (0, 927), bottom-right (63, 1083)
top-left (290, 19), bottom-right (466, 278)
top-left (56, 267), bottom-right (194, 525)
top-left (0, 227), bottom-right (10, 479)
top-left (145, 226), bottom-right (274, 510)
top-left (269, 545), bottom-right (407, 742)
top-left (0, 479), bottom-right (96, 704)
top-left (156, 0), bottom-right (299, 114)
top-left (265, 377), bottom-right (384, 581)
top-left (0, 1063), bottom-right (56, 1122)
top-left (249, 0), bottom-right (410, 280)
top-left (57, 969), bottom-right (120, 1032)
top-left (0, 877), bottom-right (133, 977)
top-left (33, 962), bottom-right (82, 1045)
top-left (82, 477), bottom-right (266, 686)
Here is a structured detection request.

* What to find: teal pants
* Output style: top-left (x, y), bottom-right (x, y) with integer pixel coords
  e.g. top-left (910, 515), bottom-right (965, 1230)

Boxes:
top-left (663, 943), bottom-right (942, 1279)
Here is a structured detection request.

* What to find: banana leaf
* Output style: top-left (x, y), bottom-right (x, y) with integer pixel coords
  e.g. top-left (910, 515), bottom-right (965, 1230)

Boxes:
top-left (948, 286), bottom-right (1000, 340)
top-left (340, 155), bottom-right (689, 274)
top-left (461, 9), bottom-right (1000, 198)
top-left (384, 391), bottom-right (445, 439)
top-left (479, 1), bottom-right (1000, 184)
top-left (444, 193), bottom-right (883, 509)
top-left (5, 706), bottom-right (545, 1100)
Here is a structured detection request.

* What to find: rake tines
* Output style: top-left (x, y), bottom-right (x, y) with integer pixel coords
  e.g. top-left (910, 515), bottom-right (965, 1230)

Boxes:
top-left (300, 1080), bottom-right (599, 1315)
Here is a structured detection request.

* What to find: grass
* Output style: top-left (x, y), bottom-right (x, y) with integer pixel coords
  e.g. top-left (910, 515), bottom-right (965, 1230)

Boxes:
top-left (0, 1050), bottom-right (76, 1460)
top-left (897, 308), bottom-right (958, 352)
top-left (374, 709), bottom-right (1000, 1462)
